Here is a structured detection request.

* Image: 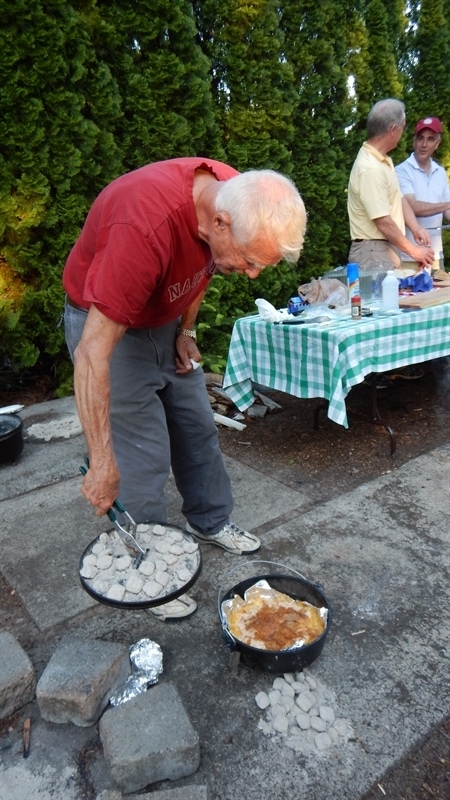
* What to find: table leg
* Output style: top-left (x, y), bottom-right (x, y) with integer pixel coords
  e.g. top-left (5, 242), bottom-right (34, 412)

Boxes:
top-left (368, 375), bottom-right (397, 455)
top-left (313, 401), bottom-right (328, 431)
top-left (312, 381), bottom-right (397, 455)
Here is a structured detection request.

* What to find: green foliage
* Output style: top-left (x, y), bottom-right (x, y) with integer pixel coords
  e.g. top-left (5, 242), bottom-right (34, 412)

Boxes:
top-left (197, 261), bottom-right (300, 371)
top-left (96, 0), bottom-right (223, 167)
top-left (1, 0), bottom-right (449, 391)
top-left (0, 0), bottom-right (123, 387)
top-left (194, 0), bottom-right (297, 172)
top-left (281, 0), bottom-right (354, 272)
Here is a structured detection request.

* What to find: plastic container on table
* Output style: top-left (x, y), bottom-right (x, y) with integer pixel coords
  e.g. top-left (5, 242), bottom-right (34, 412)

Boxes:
top-left (382, 270), bottom-right (400, 311)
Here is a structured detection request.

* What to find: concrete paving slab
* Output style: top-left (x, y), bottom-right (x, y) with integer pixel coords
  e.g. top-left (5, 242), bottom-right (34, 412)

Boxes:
top-left (0, 480), bottom-right (105, 629)
top-left (0, 397), bottom-right (86, 501)
top-left (0, 410), bottom-right (307, 632)
top-left (0, 710), bottom-right (92, 800)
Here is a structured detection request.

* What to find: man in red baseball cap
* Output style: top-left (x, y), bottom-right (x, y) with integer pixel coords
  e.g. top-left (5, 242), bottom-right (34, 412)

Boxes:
top-left (396, 116), bottom-right (450, 271)
top-left (414, 116), bottom-right (443, 135)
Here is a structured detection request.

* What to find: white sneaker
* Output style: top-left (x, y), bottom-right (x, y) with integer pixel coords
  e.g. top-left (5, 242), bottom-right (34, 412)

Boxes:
top-left (149, 593), bottom-right (197, 621)
top-left (185, 521), bottom-right (260, 555)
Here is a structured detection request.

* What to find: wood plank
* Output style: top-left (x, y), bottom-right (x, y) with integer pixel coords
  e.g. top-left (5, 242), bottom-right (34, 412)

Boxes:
top-left (398, 288), bottom-right (450, 308)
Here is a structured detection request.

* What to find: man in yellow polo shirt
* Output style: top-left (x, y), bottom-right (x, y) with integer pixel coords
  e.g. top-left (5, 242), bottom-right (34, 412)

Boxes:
top-left (347, 98), bottom-right (434, 271)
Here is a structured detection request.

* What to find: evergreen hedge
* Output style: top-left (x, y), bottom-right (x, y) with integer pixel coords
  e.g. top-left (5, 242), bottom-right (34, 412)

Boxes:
top-left (1, 0), bottom-right (449, 393)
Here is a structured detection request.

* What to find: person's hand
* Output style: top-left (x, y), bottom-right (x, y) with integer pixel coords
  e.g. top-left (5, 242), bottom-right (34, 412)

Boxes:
top-left (411, 244), bottom-right (435, 267)
top-left (81, 461), bottom-right (120, 516)
top-left (175, 335), bottom-right (202, 374)
top-left (414, 227), bottom-right (431, 247)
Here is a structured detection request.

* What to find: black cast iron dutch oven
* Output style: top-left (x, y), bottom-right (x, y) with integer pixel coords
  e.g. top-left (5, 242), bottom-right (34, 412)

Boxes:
top-left (218, 561), bottom-right (332, 674)
top-left (0, 413), bottom-right (24, 464)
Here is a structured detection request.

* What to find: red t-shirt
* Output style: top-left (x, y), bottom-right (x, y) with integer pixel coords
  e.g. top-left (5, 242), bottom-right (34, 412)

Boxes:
top-left (63, 157), bottom-right (239, 327)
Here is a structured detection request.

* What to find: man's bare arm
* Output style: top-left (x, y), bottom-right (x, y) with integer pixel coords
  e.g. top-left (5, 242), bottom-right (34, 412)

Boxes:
top-left (73, 305), bottom-right (127, 515)
top-left (175, 288), bottom-right (207, 373)
top-left (374, 212), bottom-right (434, 266)
top-left (403, 192), bottom-right (450, 219)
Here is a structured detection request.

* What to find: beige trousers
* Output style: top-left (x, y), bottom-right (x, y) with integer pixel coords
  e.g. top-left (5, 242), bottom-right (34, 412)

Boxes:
top-left (348, 240), bottom-right (401, 271)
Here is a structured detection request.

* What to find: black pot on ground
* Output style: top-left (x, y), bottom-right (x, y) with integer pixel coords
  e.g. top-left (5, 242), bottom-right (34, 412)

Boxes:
top-left (0, 414), bottom-right (24, 464)
top-left (218, 562), bottom-right (332, 674)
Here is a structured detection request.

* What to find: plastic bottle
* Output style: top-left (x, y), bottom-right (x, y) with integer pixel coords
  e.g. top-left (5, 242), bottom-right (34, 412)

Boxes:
top-left (381, 270), bottom-right (399, 311)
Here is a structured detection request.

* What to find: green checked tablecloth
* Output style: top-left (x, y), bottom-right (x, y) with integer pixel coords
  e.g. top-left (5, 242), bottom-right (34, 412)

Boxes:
top-left (222, 303), bottom-right (450, 428)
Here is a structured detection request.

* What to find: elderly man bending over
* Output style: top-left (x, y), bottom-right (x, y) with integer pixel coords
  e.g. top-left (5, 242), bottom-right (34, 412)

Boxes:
top-left (63, 157), bottom-right (307, 619)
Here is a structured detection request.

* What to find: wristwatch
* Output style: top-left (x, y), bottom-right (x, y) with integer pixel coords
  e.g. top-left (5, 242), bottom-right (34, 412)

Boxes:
top-left (177, 327), bottom-right (197, 340)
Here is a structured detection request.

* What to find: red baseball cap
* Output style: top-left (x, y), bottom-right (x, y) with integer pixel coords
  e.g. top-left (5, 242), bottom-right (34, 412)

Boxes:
top-left (414, 116), bottom-right (443, 135)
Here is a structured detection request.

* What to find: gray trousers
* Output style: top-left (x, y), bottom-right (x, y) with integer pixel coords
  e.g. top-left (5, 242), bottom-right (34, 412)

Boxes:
top-left (64, 304), bottom-right (233, 533)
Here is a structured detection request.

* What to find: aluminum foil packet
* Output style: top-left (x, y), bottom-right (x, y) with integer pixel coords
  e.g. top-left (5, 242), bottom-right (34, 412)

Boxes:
top-left (110, 638), bottom-right (163, 707)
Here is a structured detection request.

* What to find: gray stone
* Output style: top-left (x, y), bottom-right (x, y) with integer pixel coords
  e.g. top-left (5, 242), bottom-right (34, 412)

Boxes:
top-left (268, 689), bottom-right (282, 706)
top-left (328, 727), bottom-right (339, 744)
top-left (333, 718), bottom-right (350, 736)
top-left (315, 732), bottom-right (332, 751)
top-left (139, 790), bottom-right (208, 800)
top-left (99, 682), bottom-right (200, 794)
top-left (0, 632), bottom-right (36, 719)
top-left (296, 711), bottom-right (311, 730)
top-left (296, 691), bottom-right (316, 712)
top-left (255, 691), bottom-right (270, 710)
top-left (36, 636), bottom-right (129, 726)
top-left (319, 705), bottom-right (335, 724)
top-left (254, 390), bottom-right (283, 411)
top-left (270, 703), bottom-right (287, 720)
top-left (280, 695), bottom-right (295, 712)
top-left (310, 716), bottom-right (327, 732)
top-left (276, 679), bottom-right (295, 698)
top-left (246, 403), bottom-right (268, 418)
top-left (272, 715), bottom-right (289, 733)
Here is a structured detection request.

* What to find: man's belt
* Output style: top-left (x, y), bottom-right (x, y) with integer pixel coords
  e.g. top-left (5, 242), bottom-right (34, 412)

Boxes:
top-left (352, 239), bottom-right (387, 243)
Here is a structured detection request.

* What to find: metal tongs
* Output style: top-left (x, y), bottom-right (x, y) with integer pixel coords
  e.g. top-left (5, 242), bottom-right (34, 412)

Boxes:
top-left (79, 458), bottom-right (146, 568)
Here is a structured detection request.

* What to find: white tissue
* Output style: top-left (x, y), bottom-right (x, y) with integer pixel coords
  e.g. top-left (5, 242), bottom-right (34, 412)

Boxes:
top-left (255, 298), bottom-right (283, 322)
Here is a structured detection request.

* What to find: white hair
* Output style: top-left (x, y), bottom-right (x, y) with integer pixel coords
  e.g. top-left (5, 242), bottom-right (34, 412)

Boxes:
top-left (214, 169), bottom-right (307, 263)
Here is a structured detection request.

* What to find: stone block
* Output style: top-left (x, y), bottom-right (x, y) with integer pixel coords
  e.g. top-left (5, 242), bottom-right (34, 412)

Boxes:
top-left (36, 636), bottom-right (129, 726)
top-left (96, 788), bottom-right (208, 800)
top-left (0, 631), bottom-right (36, 719)
top-left (143, 788), bottom-right (208, 800)
top-left (99, 682), bottom-right (200, 794)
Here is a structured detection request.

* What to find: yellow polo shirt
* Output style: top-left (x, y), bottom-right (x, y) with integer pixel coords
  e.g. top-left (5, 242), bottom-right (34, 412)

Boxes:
top-left (347, 142), bottom-right (405, 240)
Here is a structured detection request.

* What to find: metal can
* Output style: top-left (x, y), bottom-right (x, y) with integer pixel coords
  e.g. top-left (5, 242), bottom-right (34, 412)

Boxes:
top-left (347, 262), bottom-right (360, 300)
top-left (287, 296), bottom-right (305, 315)
top-left (351, 294), bottom-right (362, 319)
